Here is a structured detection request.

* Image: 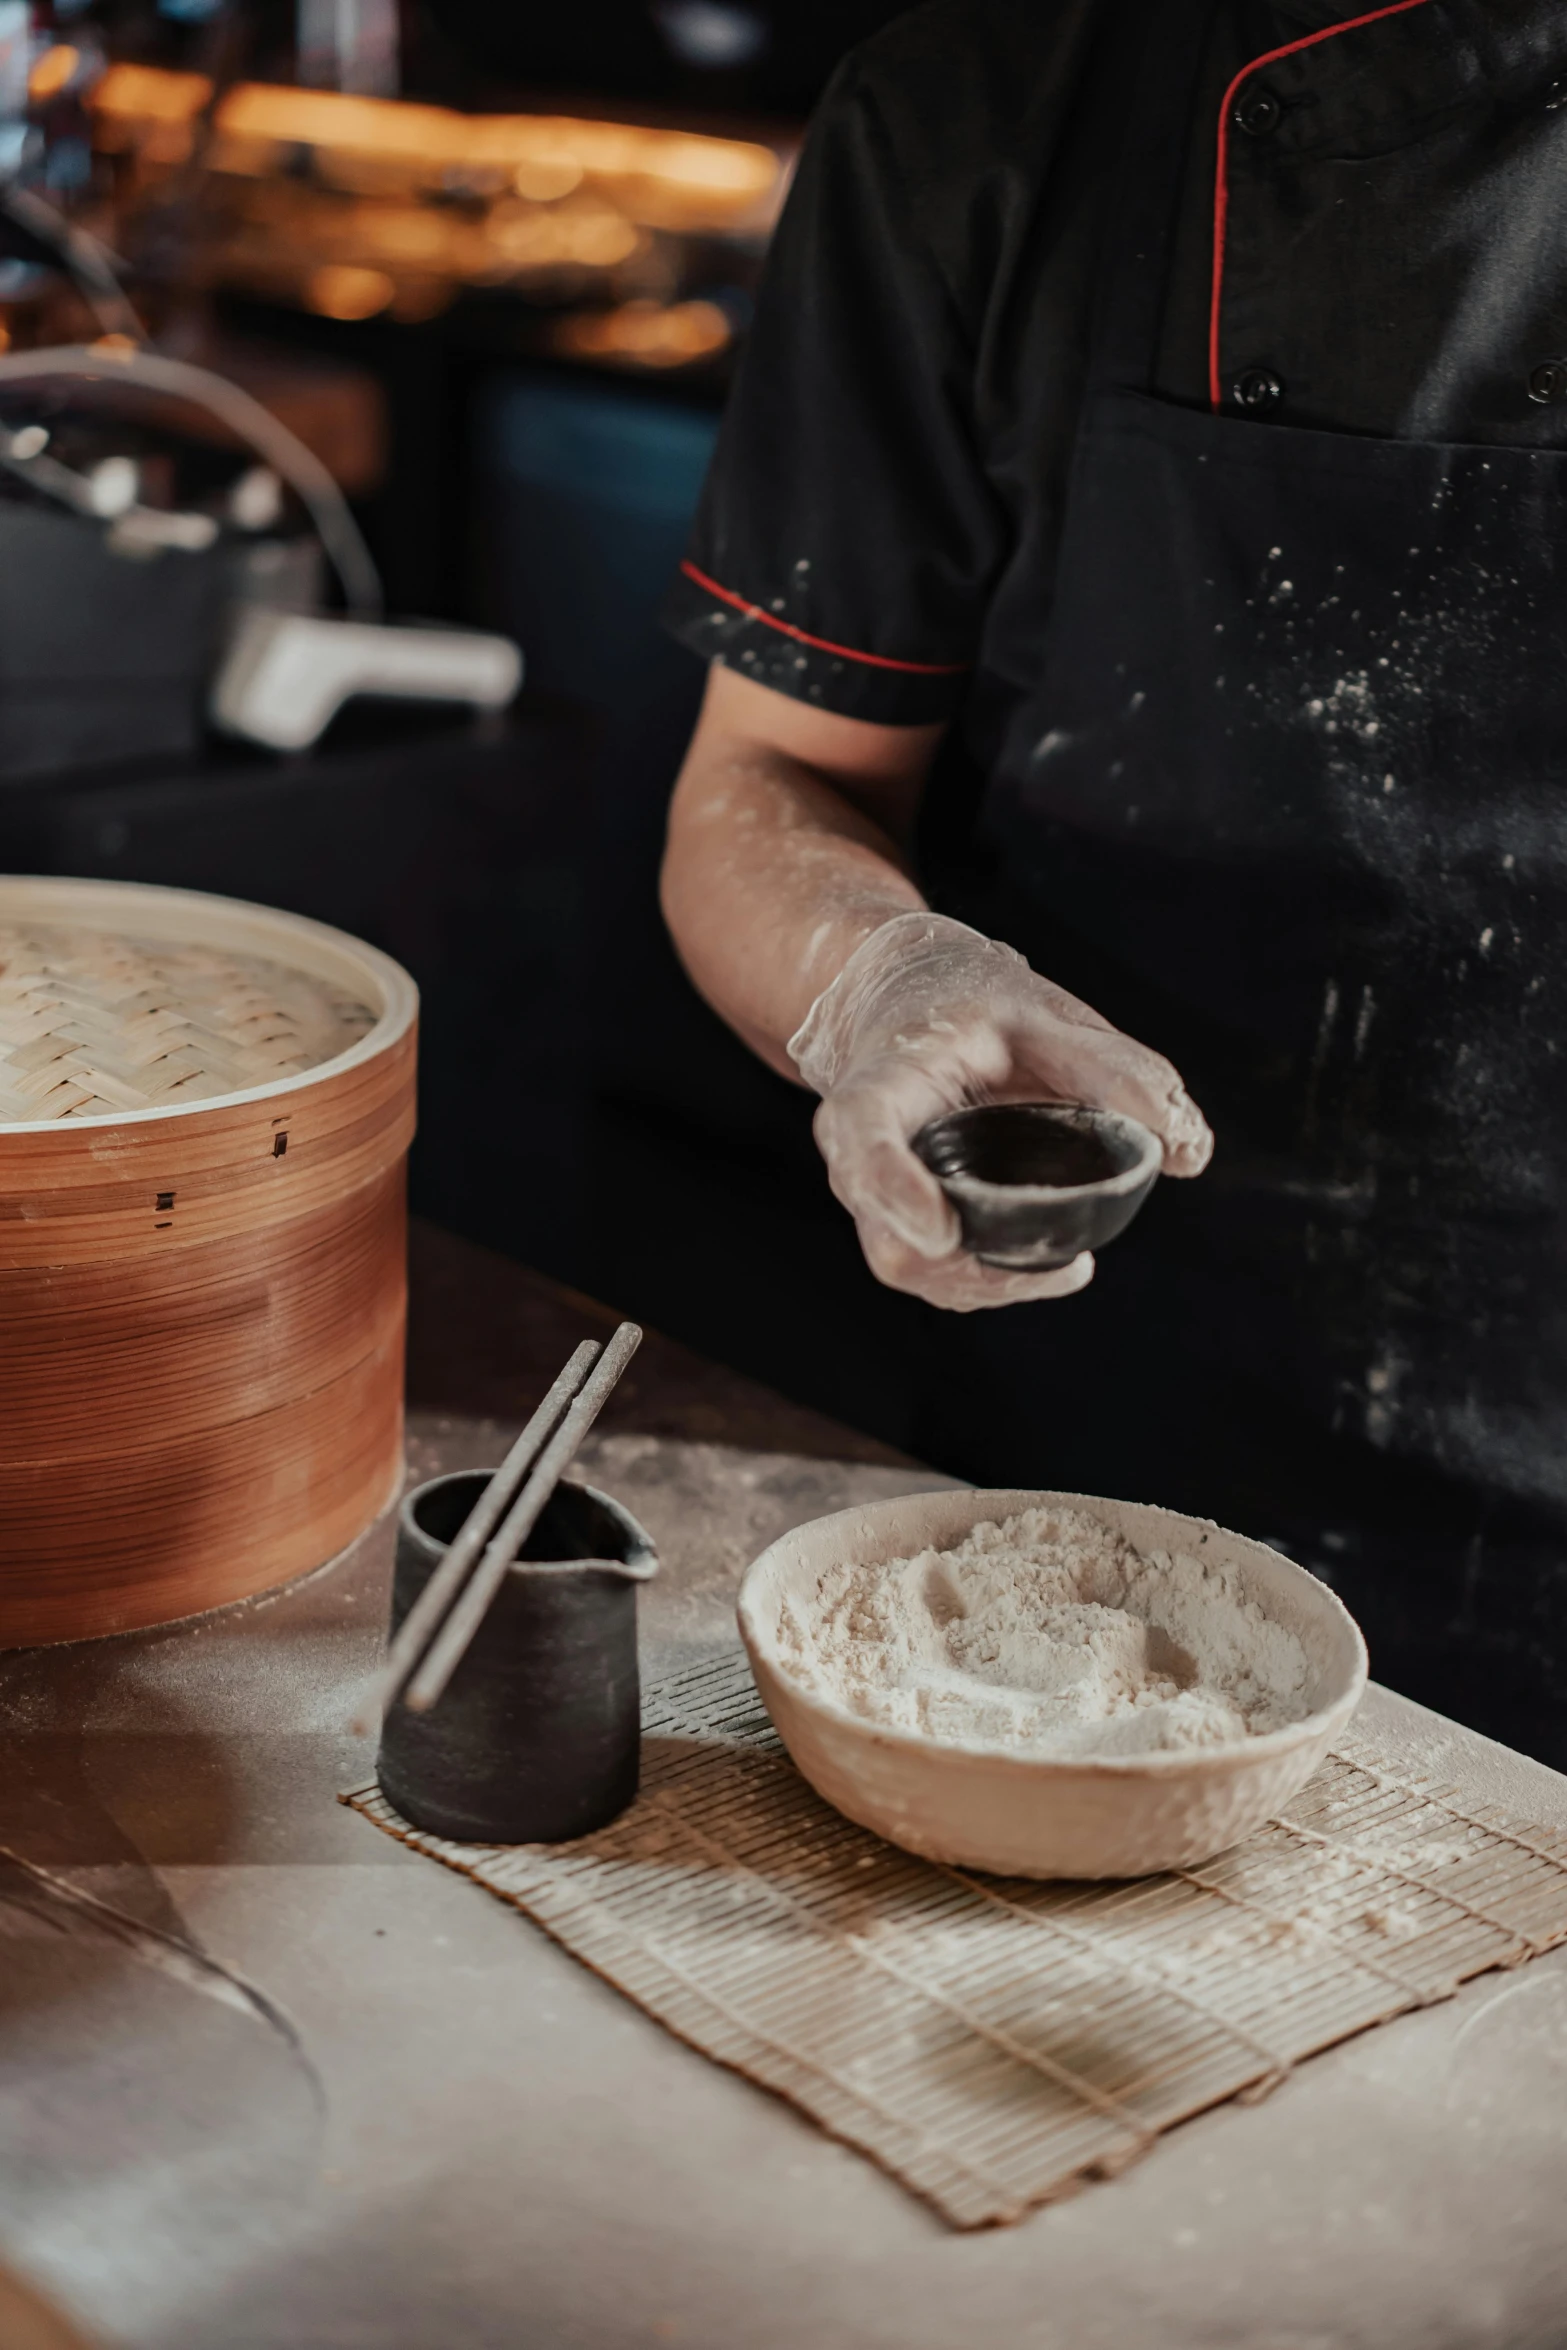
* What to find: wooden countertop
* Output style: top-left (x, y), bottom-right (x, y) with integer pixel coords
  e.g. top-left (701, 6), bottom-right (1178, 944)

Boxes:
top-left (0, 1222), bottom-right (1563, 2350)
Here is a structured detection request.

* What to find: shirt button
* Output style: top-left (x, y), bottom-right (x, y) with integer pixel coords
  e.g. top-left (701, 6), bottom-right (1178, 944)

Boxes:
top-left (1528, 357), bottom-right (1567, 403)
top-left (1234, 367), bottom-right (1285, 412)
top-left (1545, 75), bottom-right (1567, 108)
top-left (1233, 85), bottom-right (1283, 135)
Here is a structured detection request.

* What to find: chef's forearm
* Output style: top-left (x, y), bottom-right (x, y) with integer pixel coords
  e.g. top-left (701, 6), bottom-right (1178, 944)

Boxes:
top-left (662, 745), bottom-right (921, 1078)
top-left (661, 667), bottom-right (939, 1080)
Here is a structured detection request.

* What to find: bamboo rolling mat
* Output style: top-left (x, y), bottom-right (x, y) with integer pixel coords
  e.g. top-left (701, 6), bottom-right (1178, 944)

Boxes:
top-left (346, 1652), bottom-right (1567, 2228)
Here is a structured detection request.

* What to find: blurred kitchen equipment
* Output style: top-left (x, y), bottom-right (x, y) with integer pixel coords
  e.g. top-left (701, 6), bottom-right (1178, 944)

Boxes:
top-left (0, 339), bottom-right (379, 599)
top-left (0, 875), bottom-right (417, 1644)
top-left (0, 337), bottom-right (523, 773)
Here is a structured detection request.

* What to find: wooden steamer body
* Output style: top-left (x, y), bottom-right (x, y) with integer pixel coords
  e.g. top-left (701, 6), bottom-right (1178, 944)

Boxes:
top-left (0, 879), bottom-right (418, 1643)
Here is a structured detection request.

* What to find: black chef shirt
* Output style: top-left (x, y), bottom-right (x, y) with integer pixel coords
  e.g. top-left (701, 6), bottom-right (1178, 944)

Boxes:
top-left (660, 0), bottom-right (1567, 1770)
top-left (665, 0), bottom-right (1567, 737)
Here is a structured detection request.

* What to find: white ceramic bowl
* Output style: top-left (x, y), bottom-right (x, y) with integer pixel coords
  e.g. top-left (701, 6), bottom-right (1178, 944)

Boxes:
top-left (738, 1487), bottom-right (1369, 1879)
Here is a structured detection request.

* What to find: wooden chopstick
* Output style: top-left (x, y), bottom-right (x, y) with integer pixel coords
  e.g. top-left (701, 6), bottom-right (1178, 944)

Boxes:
top-left (402, 1319), bottom-right (644, 1715)
top-left (355, 1338), bottom-right (601, 1734)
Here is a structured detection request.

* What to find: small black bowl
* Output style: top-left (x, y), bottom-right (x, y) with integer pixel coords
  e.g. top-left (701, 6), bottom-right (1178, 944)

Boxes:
top-left (912, 1103), bottom-right (1162, 1271)
top-left (376, 1471), bottom-right (657, 1845)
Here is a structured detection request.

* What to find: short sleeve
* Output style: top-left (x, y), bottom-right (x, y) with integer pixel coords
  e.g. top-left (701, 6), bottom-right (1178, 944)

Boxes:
top-left (663, 48), bottom-right (1003, 724)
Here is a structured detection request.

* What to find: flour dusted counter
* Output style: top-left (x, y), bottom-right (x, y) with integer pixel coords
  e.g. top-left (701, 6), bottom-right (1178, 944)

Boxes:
top-left (1, 1225), bottom-right (1564, 2350)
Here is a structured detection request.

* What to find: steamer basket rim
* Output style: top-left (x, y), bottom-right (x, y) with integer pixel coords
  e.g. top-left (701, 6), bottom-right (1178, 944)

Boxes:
top-left (0, 873), bottom-right (419, 1136)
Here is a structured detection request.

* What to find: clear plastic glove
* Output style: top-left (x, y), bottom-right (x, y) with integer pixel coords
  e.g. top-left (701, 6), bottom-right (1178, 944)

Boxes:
top-left (788, 911), bottom-right (1214, 1311)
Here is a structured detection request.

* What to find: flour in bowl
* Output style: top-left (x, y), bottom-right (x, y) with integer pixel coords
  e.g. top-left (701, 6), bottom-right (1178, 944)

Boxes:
top-left (775, 1507), bottom-right (1312, 1758)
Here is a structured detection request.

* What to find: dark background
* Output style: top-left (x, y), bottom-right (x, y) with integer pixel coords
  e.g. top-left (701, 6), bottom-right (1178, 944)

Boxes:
top-left (0, 0), bottom-right (926, 1448)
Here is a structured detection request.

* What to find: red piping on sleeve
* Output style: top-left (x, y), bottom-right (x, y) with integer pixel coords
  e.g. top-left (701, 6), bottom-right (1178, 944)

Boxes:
top-left (1210, 0), bottom-right (1435, 411)
top-left (679, 559), bottom-right (970, 676)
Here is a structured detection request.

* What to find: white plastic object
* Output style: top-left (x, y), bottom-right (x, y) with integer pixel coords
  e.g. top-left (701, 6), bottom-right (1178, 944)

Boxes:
top-left (228, 465), bottom-right (285, 532)
top-left (211, 607), bottom-right (523, 752)
top-left (108, 508), bottom-right (220, 554)
top-left (86, 455), bottom-right (139, 517)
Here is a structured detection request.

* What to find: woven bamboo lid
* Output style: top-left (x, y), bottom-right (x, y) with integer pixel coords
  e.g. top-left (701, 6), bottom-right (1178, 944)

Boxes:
top-left (0, 875), bottom-right (414, 1129)
top-left (0, 920), bottom-right (377, 1124)
top-left (0, 879), bottom-right (418, 1268)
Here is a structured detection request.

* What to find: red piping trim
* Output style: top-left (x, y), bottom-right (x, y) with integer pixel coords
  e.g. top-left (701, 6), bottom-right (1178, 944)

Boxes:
top-left (1210, 0), bottom-right (1435, 411)
top-left (679, 559), bottom-right (970, 676)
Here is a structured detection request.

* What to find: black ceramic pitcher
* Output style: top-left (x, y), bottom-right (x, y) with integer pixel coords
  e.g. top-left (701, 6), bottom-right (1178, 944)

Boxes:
top-left (377, 1469), bottom-right (658, 1843)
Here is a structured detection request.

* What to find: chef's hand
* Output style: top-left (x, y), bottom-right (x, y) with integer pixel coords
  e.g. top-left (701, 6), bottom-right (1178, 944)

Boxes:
top-left (788, 912), bottom-right (1214, 1311)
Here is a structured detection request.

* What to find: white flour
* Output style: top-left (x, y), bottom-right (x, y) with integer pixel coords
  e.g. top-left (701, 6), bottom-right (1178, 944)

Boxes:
top-left (777, 1507), bottom-right (1312, 1759)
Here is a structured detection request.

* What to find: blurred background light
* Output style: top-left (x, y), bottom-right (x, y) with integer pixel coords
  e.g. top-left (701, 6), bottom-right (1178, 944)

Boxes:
top-left (305, 261), bottom-right (394, 318)
top-left (651, 3), bottom-right (770, 70)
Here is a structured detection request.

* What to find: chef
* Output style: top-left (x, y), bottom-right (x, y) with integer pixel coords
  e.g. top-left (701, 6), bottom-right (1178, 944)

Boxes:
top-left (659, 0), bottom-right (1567, 1764)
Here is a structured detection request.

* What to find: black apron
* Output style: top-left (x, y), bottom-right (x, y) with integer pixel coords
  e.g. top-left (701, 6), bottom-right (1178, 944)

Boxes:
top-left (949, 0), bottom-right (1567, 1755)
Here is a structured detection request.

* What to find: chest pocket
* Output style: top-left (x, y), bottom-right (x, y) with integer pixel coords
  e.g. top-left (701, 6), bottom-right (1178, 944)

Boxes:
top-left (1214, 0), bottom-right (1567, 445)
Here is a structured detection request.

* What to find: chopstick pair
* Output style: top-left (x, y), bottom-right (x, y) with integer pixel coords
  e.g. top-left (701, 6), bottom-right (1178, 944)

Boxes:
top-left (362, 1320), bottom-right (643, 1728)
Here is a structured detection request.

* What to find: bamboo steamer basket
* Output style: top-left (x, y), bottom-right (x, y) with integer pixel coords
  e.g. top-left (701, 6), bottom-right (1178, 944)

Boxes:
top-left (0, 876), bottom-right (418, 1644)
